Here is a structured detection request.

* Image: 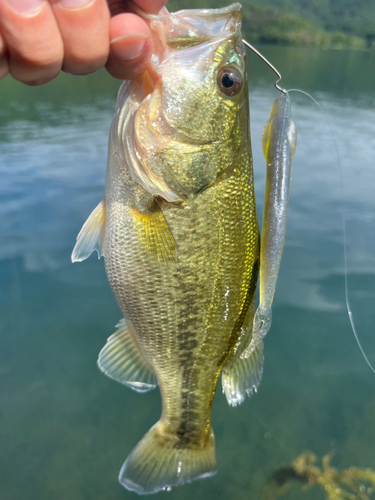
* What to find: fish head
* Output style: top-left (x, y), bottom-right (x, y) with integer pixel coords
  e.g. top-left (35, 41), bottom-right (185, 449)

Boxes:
top-left (114, 4), bottom-right (250, 203)
top-left (152, 4), bottom-right (245, 142)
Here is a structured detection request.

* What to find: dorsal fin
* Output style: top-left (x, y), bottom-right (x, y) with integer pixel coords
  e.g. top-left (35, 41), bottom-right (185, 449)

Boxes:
top-left (71, 199), bottom-right (106, 263)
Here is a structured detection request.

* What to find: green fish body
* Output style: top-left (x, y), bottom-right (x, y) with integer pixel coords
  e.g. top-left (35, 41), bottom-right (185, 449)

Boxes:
top-left (72, 3), bottom-right (263, 494)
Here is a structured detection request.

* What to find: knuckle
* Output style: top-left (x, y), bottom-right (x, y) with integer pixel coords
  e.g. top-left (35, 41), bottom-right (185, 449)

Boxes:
top-left (9, 44), bottom-right (63, 83)
top-left (0, 48), bottom-right (8, 81)
top-left (62, 45), bottom-right (109, 75)
top-left (10, 69), bottom-right (59, 86)
top-left (0, 65), bottom-right (9, 81)
top-left (0, 35), bottom-right (8, 79)
top-left (9, 56), bottom-right (61, 85)
top-left (22, 49), bottom-right (63, 71)
top-left (22, 72), bottom-right (59, 86)
top-left (63, 57), bottom-right (106, 76)
top-left (106, 54), bottom-right (148, 80)
top-left (13, 36), bottom-right (64, 70)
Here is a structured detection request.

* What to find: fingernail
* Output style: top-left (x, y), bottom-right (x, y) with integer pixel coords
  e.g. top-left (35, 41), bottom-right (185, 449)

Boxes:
top-left (110, 33), bottom-right (148, 61)
top-left (4, 0), bottom-right (46, 15)
top-left (55, 0), bottom-right (93, 9)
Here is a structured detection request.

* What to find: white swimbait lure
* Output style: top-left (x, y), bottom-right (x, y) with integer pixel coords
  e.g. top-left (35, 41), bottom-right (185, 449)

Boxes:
top-left (242, 92), bottom-right (297, 359)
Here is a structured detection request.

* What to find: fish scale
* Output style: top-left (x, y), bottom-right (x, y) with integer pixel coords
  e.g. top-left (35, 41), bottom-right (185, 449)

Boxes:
top-left (105, 146), bottom-right (258, 428)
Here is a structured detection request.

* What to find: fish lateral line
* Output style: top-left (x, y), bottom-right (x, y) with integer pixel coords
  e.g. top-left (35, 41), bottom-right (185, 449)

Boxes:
top-left (285, 88), bottom-right (375, 376)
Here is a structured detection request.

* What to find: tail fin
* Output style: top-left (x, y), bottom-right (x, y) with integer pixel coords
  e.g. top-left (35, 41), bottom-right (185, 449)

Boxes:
top-left (119, 422), bottom-right (217, 494)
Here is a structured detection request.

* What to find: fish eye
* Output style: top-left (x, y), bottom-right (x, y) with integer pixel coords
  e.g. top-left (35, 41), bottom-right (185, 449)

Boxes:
top-left (217, 67), bottom-right (243, 97)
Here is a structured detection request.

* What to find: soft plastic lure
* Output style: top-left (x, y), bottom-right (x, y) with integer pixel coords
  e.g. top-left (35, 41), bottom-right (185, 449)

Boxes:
top-left (242, 92), bottom-right (297, 359)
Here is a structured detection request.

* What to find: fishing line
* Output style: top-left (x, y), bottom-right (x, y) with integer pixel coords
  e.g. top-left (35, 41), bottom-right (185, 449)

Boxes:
top-left (286, 88), bottom-right (375, 375)
top-left (242, 38), bottom-right (375, 374)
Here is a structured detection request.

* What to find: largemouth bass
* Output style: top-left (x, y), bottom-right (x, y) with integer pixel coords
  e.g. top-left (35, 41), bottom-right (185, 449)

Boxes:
top-left (72, 3), bottom-right (264, 494)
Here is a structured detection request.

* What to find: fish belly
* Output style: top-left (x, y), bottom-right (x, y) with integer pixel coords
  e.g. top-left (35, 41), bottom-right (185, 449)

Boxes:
top-left (105, 156), bottom-right (259, 447)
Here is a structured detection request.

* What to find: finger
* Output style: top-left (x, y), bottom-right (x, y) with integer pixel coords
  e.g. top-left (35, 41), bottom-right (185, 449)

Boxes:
top-left (0, 31), bottom-right (9, 80)
top-left (106, 13), bottom-right (152, 80)
top-left (51, 0), bottom-right (110, 75)
top-left (131, 0), bottom-right (168, 15)
top-left (0, 0), bottom-right (63, 85)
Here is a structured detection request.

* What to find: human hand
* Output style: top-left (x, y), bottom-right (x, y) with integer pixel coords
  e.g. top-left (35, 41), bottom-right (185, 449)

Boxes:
top-left (0, 0), bottom-right (168, 85)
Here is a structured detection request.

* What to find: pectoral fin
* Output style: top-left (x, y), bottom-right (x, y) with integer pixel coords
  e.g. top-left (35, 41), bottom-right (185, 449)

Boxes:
top-left (71, 199), bottom-right (106, 263)
top-left (131, 199), bottom-right (177, 264)
top-left (98, 319), bottom-right (157, 393)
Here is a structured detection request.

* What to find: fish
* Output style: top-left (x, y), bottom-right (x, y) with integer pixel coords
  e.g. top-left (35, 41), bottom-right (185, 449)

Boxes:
top-left (242, 93), bottom-right (297, 359)
top-left (72, 3), bottom-right (264, 495)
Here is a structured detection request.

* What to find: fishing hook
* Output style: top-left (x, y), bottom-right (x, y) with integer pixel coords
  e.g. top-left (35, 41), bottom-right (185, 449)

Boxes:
top-left (242, 39), bottom-right (287, 94)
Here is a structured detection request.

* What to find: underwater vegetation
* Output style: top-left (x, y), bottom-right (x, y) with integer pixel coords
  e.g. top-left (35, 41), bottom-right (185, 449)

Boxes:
top-left (261, 452), bottom-right (375, 500)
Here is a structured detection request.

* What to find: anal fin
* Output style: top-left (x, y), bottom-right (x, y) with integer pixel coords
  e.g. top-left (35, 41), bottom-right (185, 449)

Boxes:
top-left (98, 319), bottom-right (157, 393)
top-left (222, 341), bottom-right (264, 407)
top-left (221, 302), bottom-right (264, 407)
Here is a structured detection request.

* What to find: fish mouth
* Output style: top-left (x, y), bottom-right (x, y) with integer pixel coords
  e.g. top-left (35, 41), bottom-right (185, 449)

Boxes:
top-left (149, 3), bottom-right (242, 53)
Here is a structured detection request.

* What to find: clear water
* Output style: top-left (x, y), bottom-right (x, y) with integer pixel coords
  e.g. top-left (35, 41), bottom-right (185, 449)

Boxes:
top-left (1, 47), bottom-right (374, 500)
